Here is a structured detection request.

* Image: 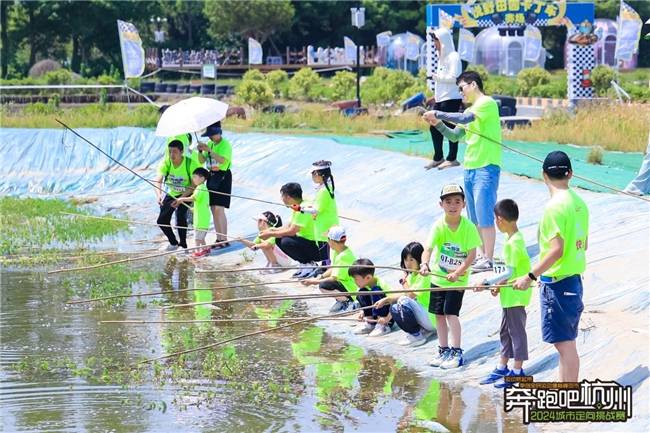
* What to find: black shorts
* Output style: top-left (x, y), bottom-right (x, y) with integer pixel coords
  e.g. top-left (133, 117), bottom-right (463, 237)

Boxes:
top-left (207, 169), bottom-right (232, 208)
top-left (428, 284), bottom-right (465, 316)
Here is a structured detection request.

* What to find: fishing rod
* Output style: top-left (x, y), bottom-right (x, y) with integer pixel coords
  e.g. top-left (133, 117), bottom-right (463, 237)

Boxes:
top-left (101, 317), bottom-right (362, 324)
top-left (162, 283), bottom-right (509, 309)
top-left (61, 211), bottom-right (198, 231)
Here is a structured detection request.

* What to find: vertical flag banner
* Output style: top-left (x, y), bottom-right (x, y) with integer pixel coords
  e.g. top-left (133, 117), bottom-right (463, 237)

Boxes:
top-left (248, 38), bottom-right (263, 65)
top-left (117, 20), bottom-right (145, 78)
top-left (615, 1), bottom-right (642, 62)
top-left (344, 36), bottom-right (357, 63)
top-left (438, 9), bottom-right (454, 29)
top-left (458, 28), bottom-right (475, 63)
top-left (524, 26), bottom-right (542, 62)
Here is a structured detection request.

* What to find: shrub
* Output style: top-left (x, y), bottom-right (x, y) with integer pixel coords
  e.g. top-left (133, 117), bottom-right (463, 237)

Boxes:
top-left (242, 69), bottom-right (265, 81)
top-left (516, 67), bottom-right (551, 96)
top-left (265, 70), bottom-right (289, 98)
top-left (330, 70), bottom-right (356, 101)
top-left (622, 83), bottom-right (650, 103)
top-left (288, 67), bottom-right (322, 101)
top-left (96, 74), bottom-right (121, 85)
top-left (24, 101), bottom-right (61, 116)
top-left (484, 75), bottom-right (518, 96)
top-left (362, 67), bottom-right (417, 104)
top-left (591, 65), bottom-right (615, 96)
top-left (43, 69), bottom-right (73, 85)
top-left (236, 79), bottom-right (273, 108)
top-left (529, 81), bottom-right (566, 99)
top-left (465, 64), bottom-right (489, 84)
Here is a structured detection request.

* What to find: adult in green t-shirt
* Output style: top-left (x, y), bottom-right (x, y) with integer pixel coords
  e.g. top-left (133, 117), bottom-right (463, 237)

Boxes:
top-left (154, 139), bottom-right (200, 251)
top-left (195, 121), bottom-right (232, 247)
top-left (513, 151), bottom-right (589, 383)
top-left (258, 182), bottom-right (321, 275)
top-left (424, 70), bottom-right (502, 273)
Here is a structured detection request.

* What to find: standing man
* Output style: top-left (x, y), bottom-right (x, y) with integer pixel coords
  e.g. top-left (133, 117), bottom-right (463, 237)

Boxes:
top-left (513, 151), bottom-right (589, 382)
top-left (425, 26), bottom-right (463, 171)
top-left (195, 121), bottom-right (232, 248)
top-left (423, 71), bottom-right (502, 272)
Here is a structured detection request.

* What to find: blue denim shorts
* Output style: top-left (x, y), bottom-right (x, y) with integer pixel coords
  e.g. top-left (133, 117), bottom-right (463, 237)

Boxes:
top-left (540, 275), bottom-right (584, 344)
top-left (463, 164), bottom-right (500, 228)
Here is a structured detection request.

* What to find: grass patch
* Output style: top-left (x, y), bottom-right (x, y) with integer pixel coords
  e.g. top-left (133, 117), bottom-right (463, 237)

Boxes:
top-left (507, 103), bottom-right (650, 152)
top-left (0, 197), bottom-right (129, 258)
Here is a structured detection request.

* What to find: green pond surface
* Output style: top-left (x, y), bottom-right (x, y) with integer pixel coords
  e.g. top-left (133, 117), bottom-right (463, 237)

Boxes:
top-left (1, 257), bottom-right (529, 433)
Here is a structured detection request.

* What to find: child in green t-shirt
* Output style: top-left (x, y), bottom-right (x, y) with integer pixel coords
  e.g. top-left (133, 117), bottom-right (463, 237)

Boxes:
top-left (348, 258), bottom-right (394, 337)
top-left (301, 226), bottom-right (357, 313)
top-left (420, 183), bottom-right (482, 369)
top-left (173, 167), bottom-right (210, 257)
top-left (239, 211), bottom-right (292, 273)
top-left (477, 199), bottom-right (531, 388)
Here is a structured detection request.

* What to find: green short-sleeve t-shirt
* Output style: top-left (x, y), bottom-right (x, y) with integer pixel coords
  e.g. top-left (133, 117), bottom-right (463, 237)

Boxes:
top-left (157, 156), bottom-right (200, 198)
top-left (331, 247), bottom-right (357, 292)
top-left (195, 137), bottom-right (232, 171)
top-left (290, 202), bottom-right (317, 241)
top-left (313, 186), bottom-right (340, 241)
top-left (499, 231), bottom-right (532, 308)
top-left (427, 216), bottom-right (482, 287)
top-left (539, 189), bottom-right (589, 277)
top-left (192, 183), bottom-right (211, 230)
top-left (407, 272), bottom-right (436, 323)
top-left (463, 95), bottom-right (502, 170)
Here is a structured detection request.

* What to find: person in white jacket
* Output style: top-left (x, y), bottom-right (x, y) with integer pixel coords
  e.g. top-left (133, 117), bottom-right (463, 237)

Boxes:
top-left (425, 27), bottom-right (464, 171)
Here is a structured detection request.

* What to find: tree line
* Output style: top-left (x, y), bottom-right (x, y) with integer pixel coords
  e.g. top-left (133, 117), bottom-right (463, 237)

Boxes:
top-left (1, 0), bottom-right (647, 79)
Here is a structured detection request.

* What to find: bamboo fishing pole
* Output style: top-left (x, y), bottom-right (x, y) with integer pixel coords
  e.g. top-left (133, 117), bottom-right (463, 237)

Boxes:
top-left (67, 280), bottom-right (295, 305)
top-left (61, 211), bottom-right (197, 231)
top-left (162, 283), bottom-right (509, 309)
top-left (197, 263), bottom-right (419, 275)
top-left (149, 177), bottom-right (362, 223)
top-left (55, 119), bottom-right (194, 211)
top-left (138, 305), bottom-right (375, 365)
top-left (424, 115), bottom-right (650, 203)
top-left (101, 317), bottom-right (362, 324)
top-left (47, 232), bottom-right (255, 275)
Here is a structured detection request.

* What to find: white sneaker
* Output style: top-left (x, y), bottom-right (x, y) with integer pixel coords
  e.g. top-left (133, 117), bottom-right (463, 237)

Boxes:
top-left (430, 346), bottom-right (451, 367)
top-left (368, 323), bottom-right (392, 337)
top-left (161, 244), bottom-right (179, 252)
top-left (471, 257), bottom-right (493, 273)
top-left (399, 331), bottom-right (427, 347)
top-left (353, 322), bottom-right (375, 335)
top-left (440, 348), bottom-right (464, 369)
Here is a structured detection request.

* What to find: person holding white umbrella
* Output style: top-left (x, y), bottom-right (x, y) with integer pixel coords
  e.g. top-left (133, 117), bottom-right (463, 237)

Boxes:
top-left (195, 121), bottom-right (233, 248)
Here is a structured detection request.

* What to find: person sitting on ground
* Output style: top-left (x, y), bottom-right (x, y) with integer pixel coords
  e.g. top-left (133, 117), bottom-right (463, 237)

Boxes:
top-left (172, 167), bottom-right (211, 258)
top-left (239, 211), bottom-right (292, 274)
top-left (258, 182), bottom-right (321, 278)
top-left (154, 140), bottom-right (200, 252)
top-left (423, 70), bottom-right (502, 273)
top-left (301, 226), bottom-right (357, 313)
top-left (420, 183), bottom-right (482, 370)
top-left (513, 151), bottom-right (589, 383)
top-left (194, 121), bottom-right (232, 249)
top-left (373, 242), bottom-right (436, 347)
top-left (476, 199), bottom-right (531, 388)
top-left (348, 258), bottom-right (394, 338)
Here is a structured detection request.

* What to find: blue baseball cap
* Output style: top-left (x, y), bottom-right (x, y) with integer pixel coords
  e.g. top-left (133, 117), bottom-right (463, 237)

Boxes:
top-left (202, 121), bottom-right (222, 137)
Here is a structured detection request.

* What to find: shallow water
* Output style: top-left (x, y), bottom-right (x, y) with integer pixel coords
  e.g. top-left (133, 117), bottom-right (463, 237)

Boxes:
top-left (1, 258), bottom-right (530, 433)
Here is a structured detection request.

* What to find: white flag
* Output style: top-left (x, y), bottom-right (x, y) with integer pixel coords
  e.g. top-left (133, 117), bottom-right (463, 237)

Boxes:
top-left (117, 20), bottom-right (145, 78)
top-left (248, 38), bottom-right (263, 65)
top-left (524, 26), bottom-right (542, 62)
top-left (344, 36), bottom-right (357, 63)
top-left (458, 29), bottom-right (475, 63)
top-left (615, 1), bottom-right (642, 61)
top-left (376, 31), bottom-right (392, 47)
top-left (405, 32), bottom-right (421, 61)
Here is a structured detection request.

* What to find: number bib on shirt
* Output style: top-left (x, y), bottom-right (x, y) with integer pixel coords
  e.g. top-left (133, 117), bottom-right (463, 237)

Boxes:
top-left (169, 174), bottom-right (187, 194)
top-left (438, 242), bottom-right (467, 273)
top-left (493, 258), bottom-right (507, 274)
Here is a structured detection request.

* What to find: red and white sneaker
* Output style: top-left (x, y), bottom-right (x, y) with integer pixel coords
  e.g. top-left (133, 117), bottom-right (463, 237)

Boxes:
top-left (191, 248), bottom-right (210, 258)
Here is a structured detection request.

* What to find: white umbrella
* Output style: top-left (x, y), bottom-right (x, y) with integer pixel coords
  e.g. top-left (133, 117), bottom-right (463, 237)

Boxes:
top-left (155, 97), bottom-right (229, 137)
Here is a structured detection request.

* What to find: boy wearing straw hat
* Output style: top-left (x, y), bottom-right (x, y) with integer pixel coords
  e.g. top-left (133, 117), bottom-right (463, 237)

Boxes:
top-left (301, 226), bottom-right (357, 313)
top-left (420, 183), bottom-right (482, 369)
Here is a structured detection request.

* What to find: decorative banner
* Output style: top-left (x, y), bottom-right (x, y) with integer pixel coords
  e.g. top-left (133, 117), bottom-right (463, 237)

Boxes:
top-left (117, 20), bottom-right (145, 78)
top-left (615, 1), bottom-right (642, 61)
top-left (457, 28), bottom-right (475, 63)
top-left (438, 8), bottom-right (455, 29)
top-left (524, 26), bottom-right (542, 61)
top-left (344, 36), bottom-right (357, 63)
top-left (248, 38), bottom-right (263, 65)
top-left (376, 31), bottom-right (392, 47)
top-left (405, 32), bottom-right (421, 60)
top-left (460, 0), bottom-right (567, 28)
